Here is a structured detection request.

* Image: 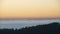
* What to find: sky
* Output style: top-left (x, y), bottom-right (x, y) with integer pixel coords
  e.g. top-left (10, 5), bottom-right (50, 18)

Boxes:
top-left (0, 0), bottom-right (60, 18)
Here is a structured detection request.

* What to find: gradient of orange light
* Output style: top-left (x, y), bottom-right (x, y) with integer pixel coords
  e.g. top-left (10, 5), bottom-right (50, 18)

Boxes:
top-left (0, 0), bottom-right (60, 18)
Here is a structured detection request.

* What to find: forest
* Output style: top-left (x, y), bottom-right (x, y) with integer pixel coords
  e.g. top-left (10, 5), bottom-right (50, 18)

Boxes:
top-left (0, 22), bottom-right (60, 34)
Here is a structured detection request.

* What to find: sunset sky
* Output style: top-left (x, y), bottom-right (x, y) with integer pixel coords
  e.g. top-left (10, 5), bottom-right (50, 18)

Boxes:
top-left (0, 0), bottom-right (60, 18)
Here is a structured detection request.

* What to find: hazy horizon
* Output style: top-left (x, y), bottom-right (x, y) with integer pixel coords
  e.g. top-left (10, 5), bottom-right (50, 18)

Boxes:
top-left (0, 19), bottom-right (60, 29)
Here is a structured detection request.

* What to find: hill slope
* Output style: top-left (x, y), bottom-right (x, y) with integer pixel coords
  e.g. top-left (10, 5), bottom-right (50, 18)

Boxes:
top-left (0, 22), bottom-right (60, 34)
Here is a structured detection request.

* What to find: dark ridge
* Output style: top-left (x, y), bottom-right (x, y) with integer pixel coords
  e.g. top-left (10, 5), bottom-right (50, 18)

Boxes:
top-left (50, 22), bottom-right (60, 24)
top-left (0, 22), bottom-right (60, 34)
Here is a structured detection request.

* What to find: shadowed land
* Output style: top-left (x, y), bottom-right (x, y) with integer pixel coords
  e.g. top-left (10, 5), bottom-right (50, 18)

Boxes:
top-left (0, 22), bottom-right (60, 34)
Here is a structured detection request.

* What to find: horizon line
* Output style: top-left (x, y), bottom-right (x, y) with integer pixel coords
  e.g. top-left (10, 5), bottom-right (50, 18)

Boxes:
top-left (0, 18), bottom-right (60, 20)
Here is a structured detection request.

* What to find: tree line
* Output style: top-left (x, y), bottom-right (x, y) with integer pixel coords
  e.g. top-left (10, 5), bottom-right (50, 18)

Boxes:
top-left (0, 22), bottom-right (60, 34)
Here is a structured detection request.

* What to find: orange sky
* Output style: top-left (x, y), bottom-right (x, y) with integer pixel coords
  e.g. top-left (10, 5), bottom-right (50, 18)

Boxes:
top-left (0, 0), bottom-right (60, 18)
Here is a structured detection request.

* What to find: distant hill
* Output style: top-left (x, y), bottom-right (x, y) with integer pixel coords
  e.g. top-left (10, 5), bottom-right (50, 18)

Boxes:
top-left (0, 18), bottom-right (60, 20)
top-left (0, 22), bottom-right (60, 34)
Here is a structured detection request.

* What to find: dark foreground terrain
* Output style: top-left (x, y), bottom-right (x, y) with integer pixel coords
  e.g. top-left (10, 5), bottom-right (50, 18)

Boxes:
top-left (0, 22), bottom-right (60, 34)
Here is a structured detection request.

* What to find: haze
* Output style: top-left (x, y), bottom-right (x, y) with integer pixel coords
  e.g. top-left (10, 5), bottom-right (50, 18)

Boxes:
top-left (0, 0), bottom-right (60, 18)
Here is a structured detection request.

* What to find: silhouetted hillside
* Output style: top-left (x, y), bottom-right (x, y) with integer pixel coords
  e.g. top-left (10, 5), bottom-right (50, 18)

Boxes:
top-left (0, 22), bottom-right (60, 34)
